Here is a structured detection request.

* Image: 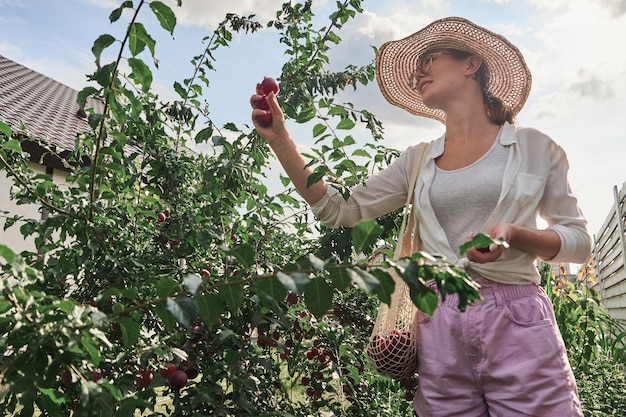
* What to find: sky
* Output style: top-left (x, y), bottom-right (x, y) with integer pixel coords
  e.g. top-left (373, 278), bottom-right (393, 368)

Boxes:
top-left (1, 0), bottom-right (625, 248)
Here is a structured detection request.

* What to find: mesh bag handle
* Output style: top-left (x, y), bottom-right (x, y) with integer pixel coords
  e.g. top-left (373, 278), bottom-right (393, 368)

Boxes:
top-left (366, 142), bottom-right (429, 380)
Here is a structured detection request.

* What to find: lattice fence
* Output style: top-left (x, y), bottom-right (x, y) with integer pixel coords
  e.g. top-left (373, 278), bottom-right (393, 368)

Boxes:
top-left (593, 182), bottom-right (626, 323)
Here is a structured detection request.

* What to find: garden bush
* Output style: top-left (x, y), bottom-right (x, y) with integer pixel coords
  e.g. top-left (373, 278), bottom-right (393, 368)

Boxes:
top-left (0, 1), bottom-right (479, 416)
top-left (545, 260), bottom-right (626, 416)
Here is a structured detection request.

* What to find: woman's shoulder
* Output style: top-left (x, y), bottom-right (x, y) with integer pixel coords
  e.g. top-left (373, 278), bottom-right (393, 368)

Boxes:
top-left (513, 124), bottom-right (556, 144)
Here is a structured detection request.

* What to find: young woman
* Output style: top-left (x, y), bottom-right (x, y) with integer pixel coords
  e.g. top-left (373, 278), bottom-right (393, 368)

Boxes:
top-left (251, 16), bottom-right (591, 417)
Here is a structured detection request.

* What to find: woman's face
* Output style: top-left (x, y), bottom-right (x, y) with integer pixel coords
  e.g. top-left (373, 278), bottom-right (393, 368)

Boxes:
top-left (413, 49), bottom-right (476, 111)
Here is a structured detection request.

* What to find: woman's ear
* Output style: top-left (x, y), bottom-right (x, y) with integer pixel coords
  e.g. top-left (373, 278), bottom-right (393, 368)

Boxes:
top-left (465, 55), bottom-right (483, 77)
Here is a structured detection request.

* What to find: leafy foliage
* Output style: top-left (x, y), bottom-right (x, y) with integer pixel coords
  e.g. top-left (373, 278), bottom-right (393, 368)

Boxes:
top-left (543, 260), bottom-right (626, 415)
top-left (0, 1), bottom-right (498, 416)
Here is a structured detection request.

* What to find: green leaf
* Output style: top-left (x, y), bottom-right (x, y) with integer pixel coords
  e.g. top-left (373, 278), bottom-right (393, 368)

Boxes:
top-left (118, 397), bottom-right (153, 416)
top-left (1, 139), bottom-right (22, 153)
top-left (57, 299), bottom-right (75, 314)
top-left (279, 175), bottom-right (291, 187)
top-left (351, 148), bottom-right (371, 158)
top-left (304, 277), bottom-right (333, 318)
top-left (127, 57), bottom-right (153, 92)
top-left (351, 219), bottom-right (382, 253)
top-left (156, 276), bottom-right (179, 298)
top-left (183, 274), bottom-right (203, 295)
top-left (166, 296), bottom-right (199, 328)
top-left (109, 1), bottom-right (133, 23)
top-left (328, 105), bottom-right (346, 116)
top-left (38, 387), bottom-right (66, 416)
top-left (346, 268), bottom-right (379, 293)
top-left (409, 286), bottom-right (438, 316)
top-left (276, 271), bottom-right (311, 294)
top-left (82, 331), bottom-right (101, 365)
top-left (194, 126), bottom-right (213, 144)
top-left (150, 1), bottom-right (176, 35)
top-left (312, 123), bottom-right (327, 137)
top-left (196, 293), bottom-right (224, 326)
top-left (116, 317), bottom-right (141, 347)
top-left (328, 267), bottom-right (352, 291)
top-left (91, 34), bottom-right (116, 66)
top-left (458, 232), bottom-right (509, 255)
top-left (0, 120), bottom-right (12, 137)
top-left (0, 244), bottom-right (15, 263)
top-left (336, 117), bottom-right (355, 130)
top-left (308, 254), bottom-right (327, 271)
top-left (223, 243), bottom-right (254, 268)
top-left (255, 276), bottom-right (288, 304)
top-left (155, 303), bottom-right (176, 331)
top-left (128, 22), bottom-right (155, 58)
top-left (38, 387), bottom-right (66, 406)
top-left (296, 105), bottom-right (317, 123)
top-left (219, 281), bottom-right (245, 313)
top-left (306, 171), bottom-right (325, 188)
top-left (370, 269), bottom-right (395, 306)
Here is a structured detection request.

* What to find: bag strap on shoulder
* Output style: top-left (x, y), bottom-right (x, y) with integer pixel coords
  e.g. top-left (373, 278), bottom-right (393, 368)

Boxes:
top-left (395, 142), bottom-right (430, 259)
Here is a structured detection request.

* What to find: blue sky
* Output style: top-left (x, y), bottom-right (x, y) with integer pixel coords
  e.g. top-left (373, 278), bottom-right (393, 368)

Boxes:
top-left (1, 0), bottom-right (625, 241)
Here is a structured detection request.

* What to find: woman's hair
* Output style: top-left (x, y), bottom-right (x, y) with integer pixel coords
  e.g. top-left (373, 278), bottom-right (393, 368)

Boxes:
top-left (442, 49), bottom-right (515, 125)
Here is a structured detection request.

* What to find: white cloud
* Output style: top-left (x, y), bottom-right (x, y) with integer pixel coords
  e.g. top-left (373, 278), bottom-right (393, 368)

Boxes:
top-left (161, 0), bottom-right (293, 29)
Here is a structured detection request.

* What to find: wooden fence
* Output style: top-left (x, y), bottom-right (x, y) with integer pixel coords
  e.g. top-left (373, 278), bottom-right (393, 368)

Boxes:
top-left (593, 182), bottom-right (626, 323)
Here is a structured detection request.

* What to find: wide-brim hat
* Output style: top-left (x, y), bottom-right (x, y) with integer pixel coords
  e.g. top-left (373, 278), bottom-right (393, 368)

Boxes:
top-left (375, 17), bottom-right (532, 123)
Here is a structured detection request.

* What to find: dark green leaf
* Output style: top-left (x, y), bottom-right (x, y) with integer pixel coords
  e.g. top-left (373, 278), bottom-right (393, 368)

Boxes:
top-left (306, 171), bottom-right (325, 188)
top-left (166, 296), bottom-right (198, 328)
top-left (459, 232), bottom-right (509, 255)
top-left (109, 1), bottom-right (133, 23)
top-left (276, 271), bottom-right (310, 294)
top-left (409, 286), bottom-right (438, 316)
top-left (150, 1), bottom-right (176, 35)
top-left (352, 219), bottom-right (383, 253)
top-left (0, 120), bottom-right (13, 137)
top-left (1, 140), bottom-right (22, 153)
top-left (91, 34), bottom-right (116, 66)
top-left (156, 276), bottom-right (179, 298)
top-left (308, 254), bottom-right (326, 271)
top-left (328, 106), bottom-right (346, 116)
top-left (312, 123), bottom-right (327, 137)
top-left (116, 317), bottom-right (141, 347)
top-left (347, 268), bottom-right (379, 293)
top-left (296, 105), bottom-right (317, 123)
top-left (219, 281), bottom-right (245, 313)
top-left (336, 117), bottom-right (355, 130)
top-left (255, 276), bottom-right (288, 303)
top-left (127, 57), bottom-right (153, 92)
top-left (351, 149), bottom-right (371, 158)
top-left (223, 243), bottom-right (254, 268)
top-left (81, 331), bottom-right (101, 365)
top-left (118, 398), bottom-right (153, 417)
top-left (155, 303), bottom-right (176, 331)
top-left (194, 126), bottom-right (213, 144)
top-left (370, 268), bottom-right (395, 306)
top-left (328, 267), bottom-right (352, 291)
top-left (196, 293), bottom-right (224, 326)
top-left (0, 244), bottom-right (15, 263)
top-left (38, 387), bottom-right (66, 416)
top-left (128, 22), bottom-right (155, 57)
top-left (304, 277), bottom-right (333, 318)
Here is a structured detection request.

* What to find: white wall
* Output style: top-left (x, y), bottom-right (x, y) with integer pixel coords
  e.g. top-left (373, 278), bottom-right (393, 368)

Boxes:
top-left (0, 161), bottom-right (67, 254)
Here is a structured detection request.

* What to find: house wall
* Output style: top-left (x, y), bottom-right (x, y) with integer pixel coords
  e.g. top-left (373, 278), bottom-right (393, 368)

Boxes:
top-left (0, 161), bottom-right (67, 254)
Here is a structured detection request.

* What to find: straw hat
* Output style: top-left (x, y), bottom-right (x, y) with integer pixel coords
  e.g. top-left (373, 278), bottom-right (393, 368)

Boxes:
top-left (375, 17), bottom-right (532, 123)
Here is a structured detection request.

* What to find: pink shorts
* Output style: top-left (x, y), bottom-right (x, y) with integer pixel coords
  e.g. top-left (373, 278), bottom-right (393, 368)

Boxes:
top-left (413, 278), bottom-right (583, 417)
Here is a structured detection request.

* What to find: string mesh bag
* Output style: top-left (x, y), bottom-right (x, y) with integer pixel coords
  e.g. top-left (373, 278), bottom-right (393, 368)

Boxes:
top-left (366, 143), bottom-right (429, 380)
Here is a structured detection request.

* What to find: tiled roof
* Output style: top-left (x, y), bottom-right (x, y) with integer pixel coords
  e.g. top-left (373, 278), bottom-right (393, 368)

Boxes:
top-left (0, 54), bottom-right (103, 160)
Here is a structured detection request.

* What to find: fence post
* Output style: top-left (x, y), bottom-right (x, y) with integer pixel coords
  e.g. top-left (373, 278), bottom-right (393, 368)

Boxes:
top-left (614, 185), bottom-right (626, 268)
